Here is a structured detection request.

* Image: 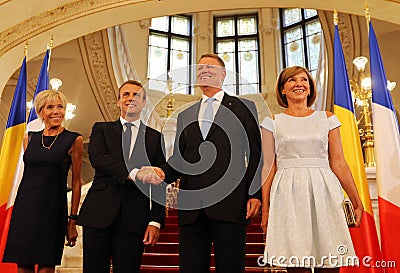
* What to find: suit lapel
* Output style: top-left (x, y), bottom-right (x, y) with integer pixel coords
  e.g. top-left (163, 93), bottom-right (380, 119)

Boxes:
top-left (191, 101), bottom-right (203, 140)
top-left (112, 120), bottom-right (124, 159)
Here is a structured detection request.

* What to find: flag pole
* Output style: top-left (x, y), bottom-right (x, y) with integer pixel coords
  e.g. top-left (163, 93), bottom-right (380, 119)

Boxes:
top-left (333, 8), bottom-right (338, 26)
top-left (47, 35), bottom-right (53, 71)
top-left (365, 4), bottom-right (370, 34)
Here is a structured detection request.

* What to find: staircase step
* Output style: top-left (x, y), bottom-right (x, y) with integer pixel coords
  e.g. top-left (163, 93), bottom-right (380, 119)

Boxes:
top-left (145, 242), bottom-right (264, 254)
top-left (159, 232), bottom-right (263, 243)
top-left (162, 224), bottom-right (263, 233)
top-left (166, 209), bottom-right (178, 216)
top-left (56, 268), bottom-right (82, 273)
top-left (60, 255), bottom-right (82, 268)
top-left (165, 215), bottom-right (262, 225)
top-left (161, 225), bottom-right (178, 233)
top-left (165, 216), bottom-right (178, 225)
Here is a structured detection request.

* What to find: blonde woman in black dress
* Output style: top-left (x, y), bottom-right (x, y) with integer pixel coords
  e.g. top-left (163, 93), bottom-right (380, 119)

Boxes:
top-left (3, 90), bottom-right (83, 273)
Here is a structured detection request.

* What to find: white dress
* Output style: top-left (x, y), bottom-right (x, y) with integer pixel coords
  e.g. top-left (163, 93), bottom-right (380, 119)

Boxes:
top-left (261, 111), bottom-right (356, 268)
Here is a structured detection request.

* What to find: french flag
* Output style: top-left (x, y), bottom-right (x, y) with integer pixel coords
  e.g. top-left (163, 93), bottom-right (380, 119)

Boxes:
top-left (369, 21), bottom-right (400, 273)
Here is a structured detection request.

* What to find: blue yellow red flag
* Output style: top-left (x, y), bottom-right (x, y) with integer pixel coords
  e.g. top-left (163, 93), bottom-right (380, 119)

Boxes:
top-left (0, 57), bottom-right (26, 272)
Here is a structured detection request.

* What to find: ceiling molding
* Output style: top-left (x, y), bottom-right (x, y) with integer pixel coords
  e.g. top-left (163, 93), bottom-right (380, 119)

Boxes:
top-left (0, 0), bottom-right (153, 58)
top-left (384, 0), bottom-right (400, 3)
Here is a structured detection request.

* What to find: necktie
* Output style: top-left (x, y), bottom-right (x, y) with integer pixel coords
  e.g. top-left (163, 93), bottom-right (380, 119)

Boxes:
top-left (123, 123), bottom-right (133, 162)
top-left (201, 98), bottom-right (216, 139)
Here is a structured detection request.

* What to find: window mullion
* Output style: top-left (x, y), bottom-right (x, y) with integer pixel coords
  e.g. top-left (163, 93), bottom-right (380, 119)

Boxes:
top-left (166, 16), bottom-right (172, 72)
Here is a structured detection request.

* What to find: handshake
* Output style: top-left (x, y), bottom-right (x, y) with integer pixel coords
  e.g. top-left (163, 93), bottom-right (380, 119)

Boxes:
top-left (135, 166), bottom-right (165, 185)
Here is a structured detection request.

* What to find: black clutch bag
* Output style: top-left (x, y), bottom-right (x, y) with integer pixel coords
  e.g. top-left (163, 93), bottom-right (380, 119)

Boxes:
top-left (343, 199), bottom-right (356, 228)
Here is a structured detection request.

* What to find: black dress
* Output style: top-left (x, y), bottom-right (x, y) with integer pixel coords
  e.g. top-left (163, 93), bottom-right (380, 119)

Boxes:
top-left (3, 129), bottom-right (80, 265)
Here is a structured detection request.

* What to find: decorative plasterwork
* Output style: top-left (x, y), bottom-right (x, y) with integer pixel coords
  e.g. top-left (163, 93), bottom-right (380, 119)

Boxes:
top-left (0, 0), bottom-right (153, 58)
top-left (139, 19), bottom-right (151, 29)
top-left (193, 25), bottom-right (211, 41)
top-left (337, 13), bottom-right (355, 75)
top-left (78, 30), bottom-right (120, 121)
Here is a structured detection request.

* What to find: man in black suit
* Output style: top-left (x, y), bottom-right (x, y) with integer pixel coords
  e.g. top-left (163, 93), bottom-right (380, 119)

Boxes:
top-left (77, 80), bottom-right (166, 273)
top-left (140, 53), bottom-right (262, 273)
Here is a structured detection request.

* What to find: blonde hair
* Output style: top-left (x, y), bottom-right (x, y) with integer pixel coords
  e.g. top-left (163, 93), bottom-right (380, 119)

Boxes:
top-left (34, 90), bottom-right (68, 115)
top-left (275, 66), bottom-right (317, 108)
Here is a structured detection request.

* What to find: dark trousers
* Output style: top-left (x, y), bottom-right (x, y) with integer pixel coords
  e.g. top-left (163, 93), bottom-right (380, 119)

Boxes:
top-left (82, 212), bottom-right (144, 273)
top-left (179, 210), bottom-right (247, 273)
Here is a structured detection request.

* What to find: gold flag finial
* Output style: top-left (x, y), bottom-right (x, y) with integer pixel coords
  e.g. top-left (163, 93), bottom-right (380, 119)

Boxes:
top-left (24, 40), bottom-right (28, 56)
top-left (365, 3), bottom-right (370, 23)
top-left (334, 9), bottom-right (338, 25)
top-left (48, 35), bottom-right (54, 49)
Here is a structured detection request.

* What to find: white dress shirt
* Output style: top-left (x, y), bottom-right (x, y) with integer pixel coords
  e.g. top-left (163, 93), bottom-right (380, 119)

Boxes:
top-left (198, 90), bottom-right (224, 130)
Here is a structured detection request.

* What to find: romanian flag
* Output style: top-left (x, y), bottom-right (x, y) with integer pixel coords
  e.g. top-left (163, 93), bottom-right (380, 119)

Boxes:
top-left (333, 24), bottom-right (383, 273)
top-left (0, 57), bottom-right (26, 272)
top-left (369, 21), bottom-right (400, 273)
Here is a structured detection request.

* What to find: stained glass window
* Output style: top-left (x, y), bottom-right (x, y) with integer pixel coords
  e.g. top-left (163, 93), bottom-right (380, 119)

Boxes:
top-left (280, 8), bottom-right (321, 77)
top-left (214, 14), bottom-right (260, 95)
top-left (283, 8), bottom-right (301, 27)
top-left (148, 15), bottom-right (192, 94)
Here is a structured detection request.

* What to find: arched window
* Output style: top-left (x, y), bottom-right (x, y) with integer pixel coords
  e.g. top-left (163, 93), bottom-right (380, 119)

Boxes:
top-left (214, 14), bottom-right (261, 95)
top-left (280, 8), bottom-right (322, 78)
top-left (148, 15), bottom-right (193, 94)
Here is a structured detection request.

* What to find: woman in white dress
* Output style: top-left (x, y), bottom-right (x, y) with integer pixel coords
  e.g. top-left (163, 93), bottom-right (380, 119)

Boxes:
top-left (261, 66), bottom-right (363, 273)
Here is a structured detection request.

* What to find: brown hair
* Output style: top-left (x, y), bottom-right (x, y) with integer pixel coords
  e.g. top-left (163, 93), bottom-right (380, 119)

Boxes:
top-left (275, 66), bottom-right (317, 108)
top-left (198, 53), bottom-right (225, 68)
top-left (118, 80), bottom-right (146, 100)
top-left (34, 89), bottom-right (67, 115)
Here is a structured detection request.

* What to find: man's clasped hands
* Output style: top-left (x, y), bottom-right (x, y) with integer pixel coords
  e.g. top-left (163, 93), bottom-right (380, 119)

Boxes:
top-left (136, 166), bottom-right (165, 185)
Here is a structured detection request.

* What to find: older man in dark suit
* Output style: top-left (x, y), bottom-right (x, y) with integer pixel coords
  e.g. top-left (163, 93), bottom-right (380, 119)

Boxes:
top-left (140, 53), bottom-right (262, 273)
top-left (77, 80), bottom-right (166, 273)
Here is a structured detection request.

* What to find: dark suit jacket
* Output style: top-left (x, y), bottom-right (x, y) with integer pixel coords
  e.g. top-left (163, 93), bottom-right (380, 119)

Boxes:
top-left (161, 93), bottom-right (262, 226)
top-left (77, 120), bottom-right (166, 236)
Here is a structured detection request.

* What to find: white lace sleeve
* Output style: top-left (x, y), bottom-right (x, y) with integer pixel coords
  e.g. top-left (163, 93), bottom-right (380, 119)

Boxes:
top-left (260, 116), bottom-right (274, 134)
top-left (328, 115), bottom-right (341, 130)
